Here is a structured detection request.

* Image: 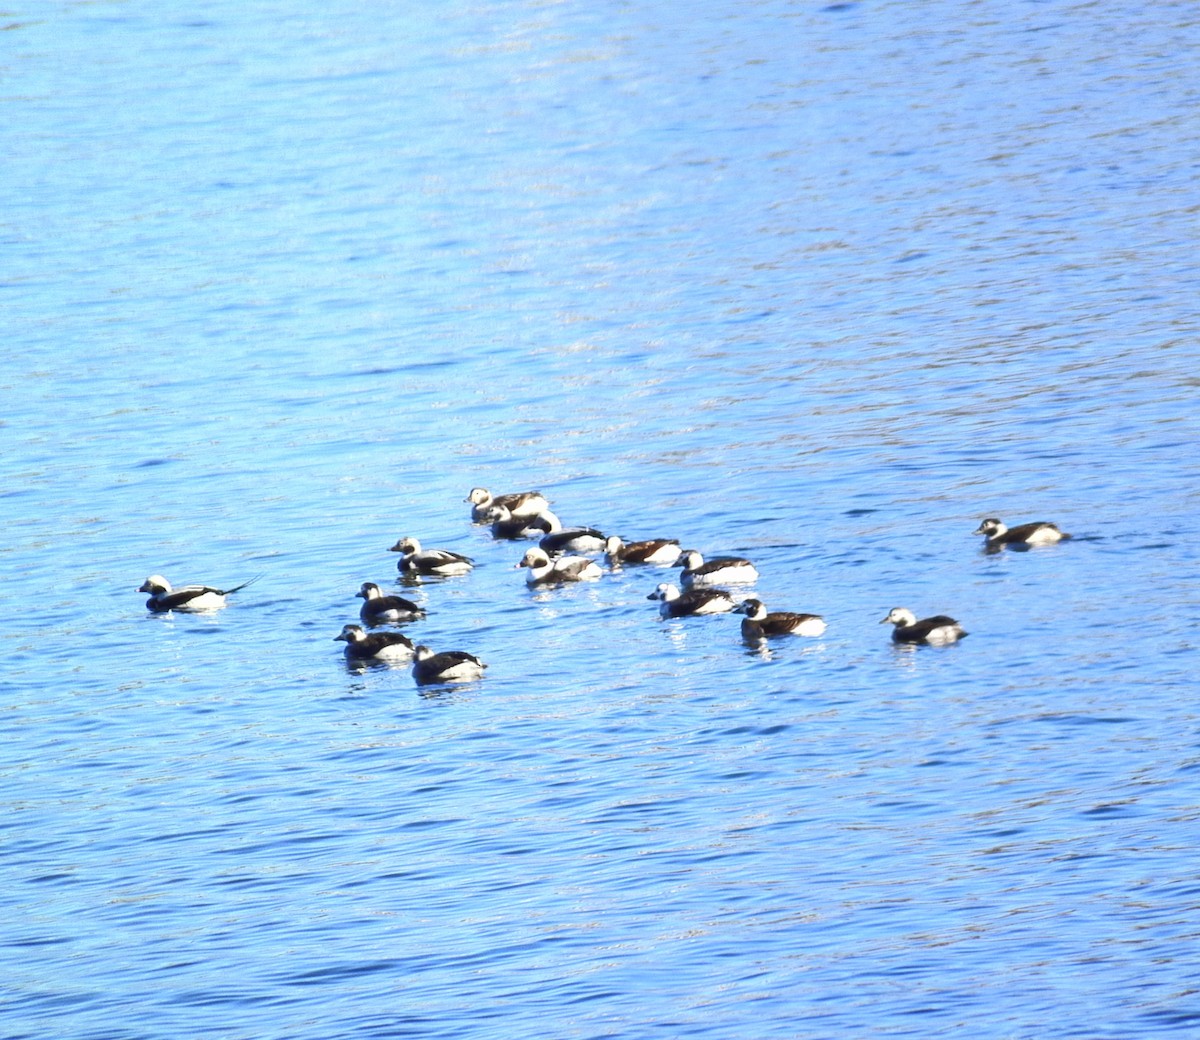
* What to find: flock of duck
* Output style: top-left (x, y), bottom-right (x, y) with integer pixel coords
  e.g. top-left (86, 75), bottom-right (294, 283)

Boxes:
top-left (137, 487), bottom-right (1073, 685)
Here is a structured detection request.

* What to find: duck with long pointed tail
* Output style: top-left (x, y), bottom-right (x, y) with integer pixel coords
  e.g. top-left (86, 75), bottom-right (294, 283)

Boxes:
top-left (138, 574), bottom-right (258, 613)
top-left (389, 537), bottom-right (474, 577)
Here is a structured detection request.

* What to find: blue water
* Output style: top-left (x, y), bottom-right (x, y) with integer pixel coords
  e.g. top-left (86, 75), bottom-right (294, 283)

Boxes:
top-left (4, 2), bottom-right (1199, 1037)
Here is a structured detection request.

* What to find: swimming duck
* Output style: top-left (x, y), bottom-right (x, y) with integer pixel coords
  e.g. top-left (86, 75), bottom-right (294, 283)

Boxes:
top-left (537, 513), bottom-right (606, 555)
top-left (880, 607), bottom-right (967, 645)
top-left (974, 518), bottom-right (1071, 550)
top-left (356, 582), bottom-right (425, 625)
top-left (389, 537), bottom-right (475, 576)
top-left (518, 546), bottom-right (603, 585)
top-left (484, 505), bottom-right (555, 540)
top-left (138, 574), bottom-right (257, 613)
top-left (736, 598), bottom-right (827, 639)
top-left (604, 535), bottom-right (683, 566)
top-left (334, 623), bottom-right (415, 662)
top-left (677, 549), bottom-right (759, 586)
top-left (466, 487), bottom-right (550, 522)
top-left (411, 644), bottom-right (488, 685)
top-left (647, 582), bottom-right (737, 617)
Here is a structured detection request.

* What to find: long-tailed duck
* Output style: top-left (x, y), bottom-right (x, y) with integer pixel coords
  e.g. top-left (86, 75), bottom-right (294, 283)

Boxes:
top-left (677, 549), bottom-right (759, 586)
top-left (517, 546), bottom-right (603, 585)
top-left (356, 582), bottom-right (425, 625)
top-left (389, 537), bottom-right (475, 576)
top-left (411, 644), bottom-right (487, 685)
top-left (647, 582), bottom-right (736, 617)
top-left (138, 574), bottom-right (257, 613)
top-left (736, 598), bottom-right (827, 639)
top-left (466, 487), bottom-right (550, 522)
top-left (335, 623), bottom-right (415, 662)
top-left (537, 513), bottom-right (606, 555)
top-left (604, 535), bottom-right (683, 566)
top-left (880, 607), bottom-right (967, 645)
top-left (974, 518), bottom-right (1071, 550)
top-left (483, 505), bottom-right (555, 540)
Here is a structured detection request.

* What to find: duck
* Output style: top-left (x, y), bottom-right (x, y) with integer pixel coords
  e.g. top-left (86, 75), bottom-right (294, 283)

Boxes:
top-left (466, 487), bottom-right (550, 522)
top-left (647, 582), bottom-right (737, 617)
top-left (736, 598), bottom-right (826, 639)
top-left (334, 623), bottom-right (415, 662)
top-left (356, 582), bottom-right (425, 625)
top-left (388, 536), bottom-right (475, 576)
top-left (880, 607), bottom-right (967, 645)
top-left (483, 504), bottom-right (556, 540)
top-left (974, 517), bottom-right (1071, 550)
top-left (537, 513), bottom-right (606, 555)
top-left (138, 574), bottom-right (257, 613)
top-left (411, 645), bottom-right (487, 685)
top-left (517, 546), bottom-right (603, 585)
top-left (604, 535), bottom-right (683, 566)
top-left (677, 549), bottom-right (759, 586)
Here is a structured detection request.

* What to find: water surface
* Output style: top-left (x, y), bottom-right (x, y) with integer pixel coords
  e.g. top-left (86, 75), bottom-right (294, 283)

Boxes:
top-left (3, 2), bottom-right (1199, 1037)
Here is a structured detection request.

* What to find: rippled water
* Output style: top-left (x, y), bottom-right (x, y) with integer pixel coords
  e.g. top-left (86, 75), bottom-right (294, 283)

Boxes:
top-left (4, 1), bottom-right (1200, 1037)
